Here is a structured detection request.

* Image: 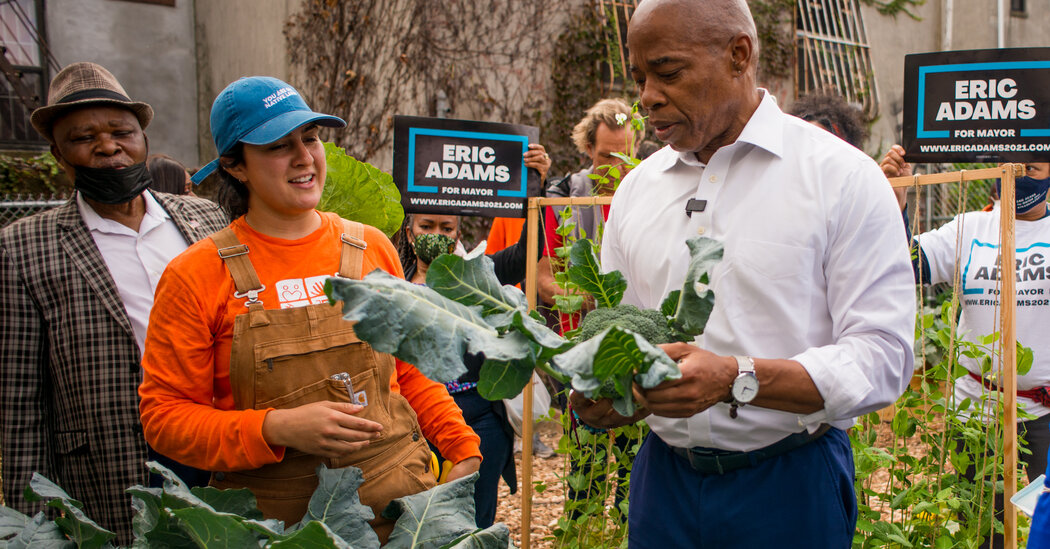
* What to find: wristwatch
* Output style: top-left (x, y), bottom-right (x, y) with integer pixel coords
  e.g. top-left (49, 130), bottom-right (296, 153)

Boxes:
top-left (729, 355), bottom-right (759, 419)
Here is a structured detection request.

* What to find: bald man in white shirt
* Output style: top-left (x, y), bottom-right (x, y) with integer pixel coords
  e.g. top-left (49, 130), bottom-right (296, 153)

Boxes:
top-left (570, 1), bottom-right (915, 547)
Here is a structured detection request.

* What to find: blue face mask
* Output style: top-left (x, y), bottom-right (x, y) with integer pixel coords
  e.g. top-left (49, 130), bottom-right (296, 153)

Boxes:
top-left (997, 175), bottom-right (1050, 214)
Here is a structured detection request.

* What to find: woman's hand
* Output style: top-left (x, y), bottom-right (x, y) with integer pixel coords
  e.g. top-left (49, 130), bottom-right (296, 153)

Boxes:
top-left (262, 401), bottom-right (383, 458)
top-left (444, 456), bottom-right (482, 483)
top-left (524, 144), bottom-right (552, 182)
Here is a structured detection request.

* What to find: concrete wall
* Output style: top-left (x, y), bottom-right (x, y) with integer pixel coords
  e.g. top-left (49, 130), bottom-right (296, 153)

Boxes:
top-left (193, 0), bottom-right (301, 164)
top-left (862, 0), bottom-right (1050, 156)
top-left (45, 0), bottom-right (199, 167)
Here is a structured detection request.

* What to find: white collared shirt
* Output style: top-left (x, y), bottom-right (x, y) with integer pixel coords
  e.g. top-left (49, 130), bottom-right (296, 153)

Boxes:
top-left (77, 191), bottom-right (190, 357)
top-left (602, 92), bottom-right (916, 451)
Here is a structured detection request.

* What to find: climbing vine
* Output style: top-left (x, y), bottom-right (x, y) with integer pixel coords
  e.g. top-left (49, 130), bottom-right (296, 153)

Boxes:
top-left (751, 0), bottom-right (797, 79)
top-left (860, 0), bottom-right (925, 20)
top-left (542, 2), bottom-right (611, 178)
top-left (0, 152), bottom-right (69, 195)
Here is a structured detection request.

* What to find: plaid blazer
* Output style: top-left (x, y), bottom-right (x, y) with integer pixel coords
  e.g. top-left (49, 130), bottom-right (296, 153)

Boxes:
top-left (0, 191), bottom-right (228, 542)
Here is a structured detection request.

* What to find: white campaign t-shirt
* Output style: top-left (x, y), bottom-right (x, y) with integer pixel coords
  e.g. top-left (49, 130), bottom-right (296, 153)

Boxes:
top-left (917, 210), bottom-right (1050, 417)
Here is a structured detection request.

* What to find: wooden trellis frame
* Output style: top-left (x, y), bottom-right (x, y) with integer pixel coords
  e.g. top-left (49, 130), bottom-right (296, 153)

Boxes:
top-left (517, 168), bottom-right (1025, 546)
top-left (519, 195), bottom-right (613, 549)
top-left (889, 163), bottom-right (1023, 549)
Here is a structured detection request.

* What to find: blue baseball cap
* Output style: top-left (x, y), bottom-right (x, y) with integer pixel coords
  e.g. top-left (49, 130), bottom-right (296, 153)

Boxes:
top-left (192, 76), bottom-right (345, 184)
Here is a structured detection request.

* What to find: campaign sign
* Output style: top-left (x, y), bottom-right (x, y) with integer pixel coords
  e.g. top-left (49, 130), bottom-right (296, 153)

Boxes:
top-left (903, 48), bottom-right (1050, 162)
top-left (393, 116), bottom-right (541, 218)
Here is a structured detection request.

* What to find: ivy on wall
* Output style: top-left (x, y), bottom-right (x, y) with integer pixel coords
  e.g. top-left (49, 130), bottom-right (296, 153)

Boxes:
top-left (860, 0), bottom-right (925, 19)
top-left (542, 2), bottom-right (610, 179)
top-left (751, 0), bottom-right (797, 80)
top-left (0, 153), bottom-right (70, 196)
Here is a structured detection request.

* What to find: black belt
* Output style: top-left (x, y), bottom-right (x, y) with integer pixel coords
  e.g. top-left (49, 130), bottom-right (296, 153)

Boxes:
top-left (669, 424), bottom-right (832, 475)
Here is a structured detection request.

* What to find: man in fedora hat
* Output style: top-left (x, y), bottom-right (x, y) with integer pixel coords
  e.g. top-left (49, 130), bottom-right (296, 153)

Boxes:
top-left (0, 62), bottom-right (227, 541)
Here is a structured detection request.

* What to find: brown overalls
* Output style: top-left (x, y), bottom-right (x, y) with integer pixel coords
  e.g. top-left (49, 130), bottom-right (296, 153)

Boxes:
top-left (208, 220), bottom-right (435, 541)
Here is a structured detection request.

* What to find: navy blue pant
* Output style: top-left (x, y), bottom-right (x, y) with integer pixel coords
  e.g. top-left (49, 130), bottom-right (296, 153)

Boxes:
top-left (627, 428), bottom-right (856, 549)
top-left (434, 389), bottom-right (512, 528)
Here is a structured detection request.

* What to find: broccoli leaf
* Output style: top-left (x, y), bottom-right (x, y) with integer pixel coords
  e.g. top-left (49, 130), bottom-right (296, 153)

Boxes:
top-left (660, 290), bottom-right (681, 321)
top-left (8, 511), bottom-right (72, 547)
top-left (550, 326), bottom-right (680, 416)
top-left (427, 255), bottom-right (569, 356)
top-left (670, 237), bottom-right (724, 339)
top-left (128, 485), bottom-right (198, 547)
top-left (442, 523), bottom-right (512, 548)
top-left (508, 309), bottom-right (572, 358)
top-left (326, 271), bottom-right (532, 383)
top-left (566, 239), bottom-right (626, 309)
top-left (0, 505), bottom-right (32, 539)
top-left (128, 461), bottom-right (228, 547)
top-left (296, 465), bottom-right (379, 549)
top-left (476, 346), bottom-right (537, 400)
top-left (318, 142), bottom-right (404, 237)
top-left (190, 486), bottom-right (263, 521)
top-left (426, 253), bottom-right (526, 322)
top-left (269, 521), bottom-right (350, 548)
top-left (24, 473), bottom-right (116, 549)
top-left (170, 506), bottom-right (262, 548)
top-left (382, 473), bottom-right (480, 549)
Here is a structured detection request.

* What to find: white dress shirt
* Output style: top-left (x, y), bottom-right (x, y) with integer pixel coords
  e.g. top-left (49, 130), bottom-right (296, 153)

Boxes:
top-left (77, 191), bottom-right (190, 357)
top-left (602, 92), bottom-right (916, 451)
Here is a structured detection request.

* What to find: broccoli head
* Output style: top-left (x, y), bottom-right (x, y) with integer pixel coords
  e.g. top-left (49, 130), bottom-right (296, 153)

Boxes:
top-left (575, 304), bottom-right (674, 345)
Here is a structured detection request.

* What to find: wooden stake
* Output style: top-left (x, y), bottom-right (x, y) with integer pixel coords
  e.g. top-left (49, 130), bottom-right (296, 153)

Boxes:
top-left (518, 195), bottom-right (613, 547)
top-left (1000, 165), bottom-right (1018, 549)
top-left (521, 197), bottom-right (540, 549)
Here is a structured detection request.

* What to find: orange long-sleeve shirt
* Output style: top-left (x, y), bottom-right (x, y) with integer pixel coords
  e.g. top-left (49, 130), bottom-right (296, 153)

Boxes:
top-left (139, 212), bottom-right (480, 472)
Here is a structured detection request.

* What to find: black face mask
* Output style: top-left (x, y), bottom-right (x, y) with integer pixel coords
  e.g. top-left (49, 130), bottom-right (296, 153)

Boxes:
top-left (73, 162), bottom-right (152, 204)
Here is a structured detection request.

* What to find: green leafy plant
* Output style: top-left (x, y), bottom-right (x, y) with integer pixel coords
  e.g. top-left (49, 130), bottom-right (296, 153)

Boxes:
top-left (0, 152), bottom-right (69, 196)
top-left (851, 297), bottom-right (1035, 548)
top-left (551, 418), bottom-right (645, 549)
top-left (317, 142), bottom-right (404, 237)
top-left (326, 233), bottom-right (722, 416)
top-left (0, 462), bottom-right (507, 549)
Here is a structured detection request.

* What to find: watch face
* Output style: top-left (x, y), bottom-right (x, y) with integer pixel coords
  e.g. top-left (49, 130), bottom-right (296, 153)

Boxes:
top-left (732, 374), bottom-right (759, 404)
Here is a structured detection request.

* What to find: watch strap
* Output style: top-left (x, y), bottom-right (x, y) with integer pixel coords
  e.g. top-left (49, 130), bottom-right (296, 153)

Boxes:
top-left (729, 355), bottom-right (757, 419)
top-left (734, 355), bottom-right (755, 375)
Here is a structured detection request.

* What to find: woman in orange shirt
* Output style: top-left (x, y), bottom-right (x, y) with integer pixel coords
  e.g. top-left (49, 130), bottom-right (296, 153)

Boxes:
top-left (139, 77), bottom-right (480, 541)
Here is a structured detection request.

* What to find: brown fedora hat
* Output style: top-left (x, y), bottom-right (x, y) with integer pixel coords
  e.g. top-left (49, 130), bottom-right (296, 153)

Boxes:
top-left (30, 62), bottom-right (153, 142)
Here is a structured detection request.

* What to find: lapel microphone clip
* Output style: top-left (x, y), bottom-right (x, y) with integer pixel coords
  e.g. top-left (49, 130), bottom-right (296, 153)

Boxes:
top-left (685, 199), bottom-right (707, 217)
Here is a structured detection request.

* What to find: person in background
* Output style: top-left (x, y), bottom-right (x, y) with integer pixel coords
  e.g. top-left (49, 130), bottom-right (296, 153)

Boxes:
top-left (537, 98), bottom-right (641, 334)
top-left (573, 1), bottom-right (915, 546)
top-left (0, 62), bottom-right (228, 543)
top-left (395, 210), bottom-right (548, 526)
top-left (1029, 441), bottom-right (1050, 549)
top-left (882, 148), bottom-right (1050, 549)
top-left (147, 153), bottom-right (192, 195)
top-left (788, 92), bottom-right (868, 150)
top-left (139, 76), bottom-right (480, 542)
top-left (530, 97), bottom-right (642, 523)
top-left (485, 144), bottom-right (552, 256)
